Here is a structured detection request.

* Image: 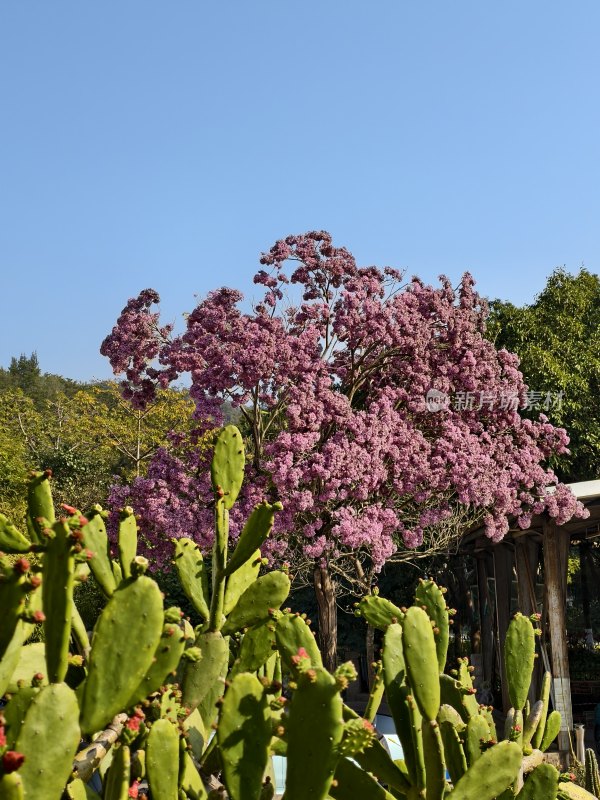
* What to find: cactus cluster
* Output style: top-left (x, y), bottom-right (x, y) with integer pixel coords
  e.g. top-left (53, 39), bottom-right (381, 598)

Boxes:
top-left (355, 581), bottom-right (598, 800)
top-left (0, 425), bottom-right (596, 800)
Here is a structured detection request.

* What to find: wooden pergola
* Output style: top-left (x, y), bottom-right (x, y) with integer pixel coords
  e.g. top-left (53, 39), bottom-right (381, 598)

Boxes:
top-left (460, 480), bottom-right (600, 755)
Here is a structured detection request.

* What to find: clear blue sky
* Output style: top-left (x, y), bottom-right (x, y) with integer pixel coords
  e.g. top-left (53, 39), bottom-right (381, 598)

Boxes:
top-left (2, 2), bottom-right (599, 381)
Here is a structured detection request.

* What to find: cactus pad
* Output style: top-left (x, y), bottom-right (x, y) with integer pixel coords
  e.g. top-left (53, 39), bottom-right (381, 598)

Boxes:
top-left (210, 425), bottom-right (245, 508)
top-left (217, 672), bottom-right (271, 800)
top-left (80, 575), bottom-right (164, 733)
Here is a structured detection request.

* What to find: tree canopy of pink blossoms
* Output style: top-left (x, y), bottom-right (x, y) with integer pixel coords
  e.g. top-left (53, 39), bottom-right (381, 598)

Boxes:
top-left (101, 231), bottom-right (586, 572)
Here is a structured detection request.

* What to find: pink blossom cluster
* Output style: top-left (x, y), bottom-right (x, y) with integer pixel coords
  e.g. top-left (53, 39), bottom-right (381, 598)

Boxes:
top-left (102, 231), bottom-right (587, 568)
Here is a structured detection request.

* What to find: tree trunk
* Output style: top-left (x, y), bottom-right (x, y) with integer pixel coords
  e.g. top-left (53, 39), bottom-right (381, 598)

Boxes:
top-left (313, 565), bottom-right (338, 673)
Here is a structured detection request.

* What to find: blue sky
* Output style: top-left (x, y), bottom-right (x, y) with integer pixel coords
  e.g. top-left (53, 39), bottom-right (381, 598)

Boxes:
top-left (2, 2), bottom-right (599, 381)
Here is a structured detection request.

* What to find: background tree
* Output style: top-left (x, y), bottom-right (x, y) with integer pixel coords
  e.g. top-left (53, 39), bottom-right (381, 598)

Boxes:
top-left (101, 232), bottom-right (586, 670)
top-left (0, 356), bottom-right (196, 519)
top-left (487, 268), bottom-right (600, 482)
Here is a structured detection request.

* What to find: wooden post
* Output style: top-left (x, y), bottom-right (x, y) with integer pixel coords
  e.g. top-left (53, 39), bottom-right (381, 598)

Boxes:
top-left (579, 543), bottom-right (594, 646)
top-left (543, 516), bottom-right (572, 753)
top-left (476, 553), bottom-right (494, 691)
top-left (493, 542), bottom-right (514, 713)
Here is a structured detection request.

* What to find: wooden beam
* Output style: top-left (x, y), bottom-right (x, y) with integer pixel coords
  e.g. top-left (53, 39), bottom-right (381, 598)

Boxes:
top-left (493, 542), bottom-right (514, 713)
top-left (476, 553), bottom-right (494, 692)
top-left (543, 516), bottom-right (573, 753)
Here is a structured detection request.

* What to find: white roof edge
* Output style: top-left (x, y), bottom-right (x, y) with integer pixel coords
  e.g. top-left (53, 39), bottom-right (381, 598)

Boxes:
top-left (566, 479), bottom-right (600, 500)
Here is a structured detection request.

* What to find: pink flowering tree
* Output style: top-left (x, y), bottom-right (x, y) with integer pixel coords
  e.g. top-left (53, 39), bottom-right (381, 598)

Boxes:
top-left (101, 231), bottom-right (586, 670)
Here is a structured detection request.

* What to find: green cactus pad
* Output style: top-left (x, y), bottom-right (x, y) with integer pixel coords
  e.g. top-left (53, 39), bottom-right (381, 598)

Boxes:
top-left (6, 642), bottom-right (47, 693)
top-left (437, 703), bottom-right (465, 730)
top-left (0, 514), bottom-right (31, 553)
top-left (3, 687), bottom-right (39, 748)
top-left (439, 718), bottom-right (467, 785)
top-left (557, 782), bottom-right (599, 799)
top-left (126, 620), bottom-right (187, 707)
top-left (0, 773), bottom-right (25, 800)
top-left (464, 714), bottom-right (490, 765)
top-left (182, 630), bottom-right (229, 712)
top-left (504, 613), bottom-right (536, 711)
top-left (179, 749), bottom-right (208, 800)
top-left (117, 510), bottom-right (138, 580)
top-left (355, 594), bottom-right (405, 630)
top-left (103, 744), bottom-right (131, 800)
top-left (231, 621), bottom-right (277, 677)
top-left (422, 720), bottom-right (446, 800)
top-left (26, 470), bottom-right (55, 543)
top-left (0, 620), bottom-right (29, 697)
top-left (223, 548), bottom-right (262, 616)
top-left (382, 622), bottom-right (420, 787)
top-left (511, 708), bottom-right (524, 748)
top-left (66, 778), bottom-right (101, 799)
top-left (0, 562), bottom-right (30, 662)
top-left (198, 652), bottom-right (230, 731)
top-left (80, 575), bottom-right (164, 734)
top-left (173, 537), bottom-right (210, 620)
top-left (540, 709), bottom-right (561, 752)
top-left (439, 674), bottom-right (478, 723)
top-left (523, 698), bottom-right (544, 747)
top-left (364, 660), bottom-right (385, 723)
top-left (210, 425), bottom-right (245, 509)
top-left (221, 571), bottom-right (290, 635)
top-left (43, 519), bottom-right (76, 682)
top-left (112, 558), bottom-right (123, 584)
top-left (414, 579), bottom-right (450, 673)
top-left (147, 718), bottom-right (180, 800)
top-left (406, 693), bottom-right (426, 791)
top-left (402, 606), bottom-right (440, 721)
top-left (479, 706), bottom-right (497, 741)
top-left (585, 748), bottom-right (600, 797)
top-left (217, 672), bottom-right (272, 800)
top-left (275, 612), bottom-right (322, 671)
top-left (515, 763), bottom-right (559, 799)
top-left (81, 513), bottom-right (117, 597)
top-left (283, 666), bottom-right (344, 800)
top-left (341, 702), bottom-right (411, 792)
top-left (181, 708), bottom-right (206, 763)
top-left (16, 682), bottom-right (81, 800)
top-left (225, 501), bottom-right (282, 575)
top-left (504, 707), bottom-right (515, 740)
top-left (330, 756), bottom-right (397, 800)
top-left (531, 671), bottom-right (552, 750)
top-left (447, 740), bottom-right (522, 800)
top-left (71, 603), bottom-right (91, 655)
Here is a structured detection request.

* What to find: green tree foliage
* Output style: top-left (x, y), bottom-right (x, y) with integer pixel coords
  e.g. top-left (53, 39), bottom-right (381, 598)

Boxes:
top-left (0, 355), bottom-right (196, 521)
top-left (487, 268), bottom-right (600, 482)
top-left (0, 352), bottom-right (84, 405)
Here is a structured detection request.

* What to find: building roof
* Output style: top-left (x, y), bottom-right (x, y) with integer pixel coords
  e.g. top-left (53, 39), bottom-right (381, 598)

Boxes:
top-left (462, 479), bottom-right (600, 551)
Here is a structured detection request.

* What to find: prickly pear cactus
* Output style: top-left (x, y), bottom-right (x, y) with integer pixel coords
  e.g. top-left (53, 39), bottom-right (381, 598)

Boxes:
top-left (0, 431), bottom-right (578, 800)
top-left (210, 425), bottom-right (245, 509)
top-left (217, 673), bottom-right (272, 800)
top-left (15, 682), bottom-right (80, 800)
top-left (146, 718), bottom-right (180, 800)
top-left (585, 748), bottom-right (600, 797)
top-left (282, 663), bottom-right (345, 800)
top-left (80, 575), bottom-right (164, 733)
top-left (504, 613), bottom-right (536, 712)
